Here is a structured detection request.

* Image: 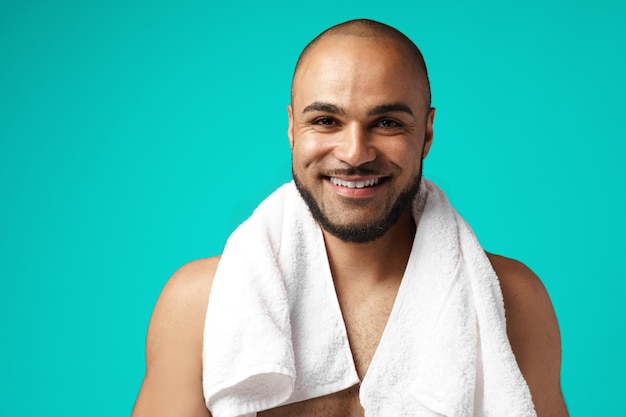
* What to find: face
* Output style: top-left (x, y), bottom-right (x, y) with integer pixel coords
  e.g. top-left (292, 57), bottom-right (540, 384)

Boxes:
top-left (288, 35), bottom-right (435, 243)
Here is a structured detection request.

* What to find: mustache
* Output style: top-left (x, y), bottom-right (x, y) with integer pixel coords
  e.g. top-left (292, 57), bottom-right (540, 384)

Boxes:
top-left (324, 163), bottom-right (386, 177)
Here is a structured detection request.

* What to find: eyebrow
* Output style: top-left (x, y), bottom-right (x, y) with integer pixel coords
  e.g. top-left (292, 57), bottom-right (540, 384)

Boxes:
top-left (367, 102), bottom-right (414, 117)
top-left (302, 102), bottom-right (345, 115)
top-left (301, 101), bottom-right (414, 118)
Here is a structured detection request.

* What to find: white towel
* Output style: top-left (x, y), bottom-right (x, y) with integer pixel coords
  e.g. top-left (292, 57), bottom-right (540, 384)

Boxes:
top-left (202, 179), bottom-right (537, 417)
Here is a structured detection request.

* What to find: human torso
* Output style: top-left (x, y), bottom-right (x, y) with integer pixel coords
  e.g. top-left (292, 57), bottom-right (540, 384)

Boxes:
top-left (257, 385), bottom-right (361, 417)
top-left (259, 274), bottom-right (401, 417)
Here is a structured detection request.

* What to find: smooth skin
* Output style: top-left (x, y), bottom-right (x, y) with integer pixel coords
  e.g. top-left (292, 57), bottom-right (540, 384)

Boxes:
top-left (132, 34), bottom-right (568, 417)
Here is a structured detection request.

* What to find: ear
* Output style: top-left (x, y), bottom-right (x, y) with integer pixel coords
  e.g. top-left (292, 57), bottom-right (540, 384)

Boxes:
top-left (422, 107), bottom-right (436, 159)
top-left (287, 104), bottom-right (295, 149)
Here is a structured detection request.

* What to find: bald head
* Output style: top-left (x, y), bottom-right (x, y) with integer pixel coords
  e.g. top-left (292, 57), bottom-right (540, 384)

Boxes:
top-left (291, 19), bottom-right (431, 110)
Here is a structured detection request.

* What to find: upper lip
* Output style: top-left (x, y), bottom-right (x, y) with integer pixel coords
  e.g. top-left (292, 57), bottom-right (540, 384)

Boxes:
top-left (326, 175), bottom-right (386, 181)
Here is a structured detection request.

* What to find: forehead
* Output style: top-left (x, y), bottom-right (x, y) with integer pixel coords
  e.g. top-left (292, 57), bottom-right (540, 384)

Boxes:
top-left (292, 35), bottom-right (426, 110)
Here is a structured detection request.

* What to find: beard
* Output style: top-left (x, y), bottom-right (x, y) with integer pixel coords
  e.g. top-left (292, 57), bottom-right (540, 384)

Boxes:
top-left (293, 165), bottom-right (423, 244)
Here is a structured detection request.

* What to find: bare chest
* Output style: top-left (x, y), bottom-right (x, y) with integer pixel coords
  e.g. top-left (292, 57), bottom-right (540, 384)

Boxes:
top-left (340, 287), bottom-right (397, 379)
top-left (257, 385), bottom-right (362, 417)
top-left (258, 284), bottom-right (398, 417)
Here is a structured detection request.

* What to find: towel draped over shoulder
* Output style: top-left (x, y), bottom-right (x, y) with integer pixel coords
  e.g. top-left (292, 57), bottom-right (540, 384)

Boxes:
top-left (202, 179), bottom-right (537, 417)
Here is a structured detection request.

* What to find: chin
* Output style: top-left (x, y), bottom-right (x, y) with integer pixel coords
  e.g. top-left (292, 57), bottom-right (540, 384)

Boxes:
top-left (293, 168), bottom-right (424, 243)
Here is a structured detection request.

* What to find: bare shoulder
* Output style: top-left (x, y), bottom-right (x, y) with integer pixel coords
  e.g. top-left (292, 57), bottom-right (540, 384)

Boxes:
top-left (146, 256), bottom-right (220, 356)
top-left (132, 256), bottom-right (221, 417)
top-left (486, 252), bottom-right (568, 417)
top-left (486, 253), bottom-right (551, 319)
top-left (152, 256), bottom-right (221, 330)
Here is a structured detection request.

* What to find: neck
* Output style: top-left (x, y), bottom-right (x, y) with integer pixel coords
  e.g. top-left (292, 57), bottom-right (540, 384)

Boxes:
top-left (322, 209), bottom-right (416, 286)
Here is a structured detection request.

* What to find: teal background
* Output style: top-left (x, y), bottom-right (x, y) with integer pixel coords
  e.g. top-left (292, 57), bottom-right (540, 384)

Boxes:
top-left (1, 0), bottom-right (624, 415)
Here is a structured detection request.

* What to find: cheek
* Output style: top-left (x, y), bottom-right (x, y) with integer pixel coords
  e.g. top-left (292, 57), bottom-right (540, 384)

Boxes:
top-left (292, 133), bottom-right (333, 168)
top-left (384, 139), bottom-right (423, 167)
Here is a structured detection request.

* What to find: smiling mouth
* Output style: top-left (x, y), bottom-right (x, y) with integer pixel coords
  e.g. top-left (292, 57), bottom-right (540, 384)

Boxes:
top-left (329, 177), bottom-right (383, 189)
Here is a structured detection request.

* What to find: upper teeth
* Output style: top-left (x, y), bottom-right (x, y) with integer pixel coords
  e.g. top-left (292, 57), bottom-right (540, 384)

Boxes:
top-left (330, 177), bottom-right (381, 188)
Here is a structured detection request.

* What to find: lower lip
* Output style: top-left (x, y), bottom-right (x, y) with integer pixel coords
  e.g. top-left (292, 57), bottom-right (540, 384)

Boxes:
top-left (326, 178), bottom-right (382, 198)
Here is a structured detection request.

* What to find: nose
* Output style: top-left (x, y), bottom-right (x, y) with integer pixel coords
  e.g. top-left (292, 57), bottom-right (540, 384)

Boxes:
top-left (333, 123), bottom-right (376, 167)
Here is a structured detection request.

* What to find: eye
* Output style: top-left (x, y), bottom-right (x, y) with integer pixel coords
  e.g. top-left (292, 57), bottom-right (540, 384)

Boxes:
top-left (377, 118), bottom-right (402, 128)
top-left (313, 116), bottom-right (337, 126)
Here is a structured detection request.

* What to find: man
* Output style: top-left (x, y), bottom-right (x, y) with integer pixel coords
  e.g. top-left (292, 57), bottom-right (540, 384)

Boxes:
top-left (132, 19), bottom-right (568, 417)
